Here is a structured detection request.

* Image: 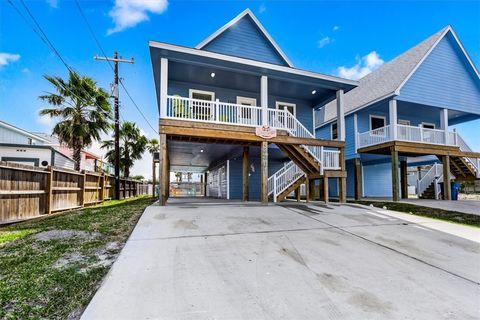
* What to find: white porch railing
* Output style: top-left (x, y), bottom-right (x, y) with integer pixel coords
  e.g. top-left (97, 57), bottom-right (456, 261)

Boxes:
top-left (267, 161), bottom-right (305, 202)
top-left (417, 163), bottom-right (443, 198)
top-left (357, 124), bottom-right (459, 149)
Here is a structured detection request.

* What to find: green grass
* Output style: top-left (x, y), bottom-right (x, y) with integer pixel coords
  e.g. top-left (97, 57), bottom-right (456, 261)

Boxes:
top-left (0, 196), bottom-right (155, 320)
top-left (352, 200), bottom-right (480, 227)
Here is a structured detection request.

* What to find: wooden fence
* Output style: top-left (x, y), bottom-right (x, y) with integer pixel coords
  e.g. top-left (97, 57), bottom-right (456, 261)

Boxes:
top-left (0, 162), bottom-right (149, 224)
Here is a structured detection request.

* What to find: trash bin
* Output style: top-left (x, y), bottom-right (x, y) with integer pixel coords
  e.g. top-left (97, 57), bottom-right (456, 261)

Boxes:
top-left (451, 182), bottom-right (461, 201)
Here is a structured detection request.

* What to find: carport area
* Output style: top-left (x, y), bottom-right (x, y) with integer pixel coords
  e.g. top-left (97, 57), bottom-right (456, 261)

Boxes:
top-left (82, 199), bottom-right (479, 320)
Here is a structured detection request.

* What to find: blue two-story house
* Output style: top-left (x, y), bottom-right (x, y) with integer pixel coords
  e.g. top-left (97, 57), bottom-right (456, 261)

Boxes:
top-left (316, 26), bottom-right (480, 201)
top-left (149, 9), bottom-right (357, 205)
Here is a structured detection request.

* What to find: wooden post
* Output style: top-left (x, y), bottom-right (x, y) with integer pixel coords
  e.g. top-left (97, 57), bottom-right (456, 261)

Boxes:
top-left (80, 170), bottom-right (86, 207)
top-left (443, 155), bottom-right (451, 200)
top-left (391, 148), bottom-right (399, 202)
top-left (400, 160), bottom-right (408, 199)
top-left (305, 177), bottom-right (310, 202)
top-left (152, 161), bottom-right (156, 197)
top-left (295, 187), bottom-right (301, 202)
top-left (45, 166), bottom-right (53, 215)
top-left (309, 179), bottom-right (316, 201)
top-left (260, 141), bottom-right (268, 205)
top-left (323, 177), bottom-right (329, 203)
top-left (99, 173), bottom-right (105, 202)
top-left (339, 147), bottom-right (346, 203)
top-left (160, 133), bottom-right (168, 205)
top-left (204, 172), bottom-right (208, 197)
top-left (354, 158), bottom-right (362, 200)
top-left (242, 146), bottom-right (249, 201)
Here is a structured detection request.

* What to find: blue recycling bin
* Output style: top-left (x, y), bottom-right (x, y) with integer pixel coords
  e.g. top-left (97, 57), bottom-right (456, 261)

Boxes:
top-left (451, 182), bottom-right (461, 201)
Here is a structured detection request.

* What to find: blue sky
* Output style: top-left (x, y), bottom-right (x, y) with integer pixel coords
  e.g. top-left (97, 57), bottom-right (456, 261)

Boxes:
top-left (1, 0), bottom-right (479, 177)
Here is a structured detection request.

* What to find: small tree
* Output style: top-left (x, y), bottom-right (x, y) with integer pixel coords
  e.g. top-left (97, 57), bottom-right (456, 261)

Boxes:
top-left (102, 121), bottom-right (147, 178)
top-left (147, 138), bottom-right (159, 196)
top-left (39, 70), bottom-right (112, 171)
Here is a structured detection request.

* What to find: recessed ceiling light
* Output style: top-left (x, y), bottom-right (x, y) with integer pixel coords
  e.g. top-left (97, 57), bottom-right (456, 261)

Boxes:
top-left (210, 72), bottom-right (215, 78)
top-left (311, 90), bottom-right (317, 95)
top-left (200, 149), bottom-right (204, 153)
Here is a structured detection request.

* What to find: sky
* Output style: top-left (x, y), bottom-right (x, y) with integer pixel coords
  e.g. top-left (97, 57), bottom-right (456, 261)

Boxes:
top-left (1, 0), bottom-right (479, 178)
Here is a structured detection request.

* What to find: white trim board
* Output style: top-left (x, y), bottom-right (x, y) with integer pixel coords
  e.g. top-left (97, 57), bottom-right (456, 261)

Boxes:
top-left (195, 9), bottom-right (294, 68)
top-left (369, 115), bottom-right (386, 130)
top-left (189, 89), bottom-right (215, 100)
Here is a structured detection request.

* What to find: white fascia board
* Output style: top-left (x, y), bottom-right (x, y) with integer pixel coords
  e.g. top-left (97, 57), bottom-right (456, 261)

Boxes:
top-left (195, 9), bottom-right (294, 67)
top-left (149, 41), bottom-right (358, 87)
top-left (0, 121), bottom-right (51, 143)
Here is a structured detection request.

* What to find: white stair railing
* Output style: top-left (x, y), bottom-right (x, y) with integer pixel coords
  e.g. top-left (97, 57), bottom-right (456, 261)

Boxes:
top-left (456, 133), bottom-right (480, 178)
top-left (267, 161), bottom-right (305, 202)
top-left (418, 163), bottom-right (443, 197)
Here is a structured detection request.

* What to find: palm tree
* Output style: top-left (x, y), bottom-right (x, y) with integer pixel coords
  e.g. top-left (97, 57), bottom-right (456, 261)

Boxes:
top-left (147, 138), bottom-right (159, 196)
top-left (102, 121), bottom-right (148, 178)
top-left (39, 70), bottom-right (112, 171)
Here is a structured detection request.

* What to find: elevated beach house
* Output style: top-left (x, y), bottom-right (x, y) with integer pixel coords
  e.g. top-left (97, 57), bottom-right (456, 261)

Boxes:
top-left (149, 9), bottom-right (357, 205)
top-left (316, 26), bottom-right (480, 201)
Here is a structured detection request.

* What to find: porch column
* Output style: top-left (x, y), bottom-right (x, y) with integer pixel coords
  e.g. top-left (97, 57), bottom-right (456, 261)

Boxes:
top-left (400, 160), bottom-right (408, 199)
top-left (389, 99), bottom-right (397, 140)
top-left (354, 158), bottom-right (363, 200)
top-left (242, 146), bottom-right (249, 201)
top-left (260, 141), bottom-right (268, 205)
top-left (160, 58), bottom-right (168, 119)
top-left (440, 108), bottom-right (449, 145)
top-left (336, 89), bottom-right (346, 141)
top-left (159, 133), bottom-right (168, 205)
top-left (309, 179), bottom-right (316, 201)
top-left (261, 76), bottom-right (268, 125)
top-left (339, 146), bottom-right (346, 203)
top-left (305, 177), bottom-right (310, 202)
top-left (442, 155), bottom-right (451, 200)
top-left (323, 177), bottom-right (329, 203)
top-left (391, 147), bottom-right (400, 202)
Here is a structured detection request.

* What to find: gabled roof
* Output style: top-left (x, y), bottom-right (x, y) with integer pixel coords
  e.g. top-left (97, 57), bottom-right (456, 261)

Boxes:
top-left (0, 120), bottom-right (51, 144)
top-left (320, 25), bottom-right (479, 124)
top-left (195, 8), bottom-right (294, 67)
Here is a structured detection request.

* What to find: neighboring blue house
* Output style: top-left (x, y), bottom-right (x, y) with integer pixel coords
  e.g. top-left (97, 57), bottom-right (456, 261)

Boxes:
top-left (150, 9), bottom-right (357, 205)
top-left (315, 26), bottom-right (480, 201)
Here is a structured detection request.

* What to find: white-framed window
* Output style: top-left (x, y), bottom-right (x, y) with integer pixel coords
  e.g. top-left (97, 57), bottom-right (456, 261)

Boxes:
top-left (369, 115), bottom-right (386, 130)
top-left (276, 101), bottom-right (296, 117)
top-left (421, 122), bottom-right (435, 129)
top-left (398, 119), bottom-right (411, 126)
top-left (189, 89), bottom-right (215, 120)
top-left (331, 121), bottom-right (338, 140)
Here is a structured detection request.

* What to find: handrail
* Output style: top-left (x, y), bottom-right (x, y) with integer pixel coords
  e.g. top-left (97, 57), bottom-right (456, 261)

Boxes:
top-left (418, 163), bottom-right (442, 197)
top-left (267, 161), bottom-right (305, 202)
top-left (456, 133), bottom-right (479, 176)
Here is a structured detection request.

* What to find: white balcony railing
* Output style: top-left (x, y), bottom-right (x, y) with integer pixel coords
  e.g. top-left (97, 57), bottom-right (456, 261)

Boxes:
top-left (357, 124), bottom-right (459, 149)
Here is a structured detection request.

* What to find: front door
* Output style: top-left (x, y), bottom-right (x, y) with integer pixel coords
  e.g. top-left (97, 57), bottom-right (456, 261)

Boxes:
top-left (236, 96), bottom-right (257, 125)
top-left (189, 90), bottom-right (214, 121)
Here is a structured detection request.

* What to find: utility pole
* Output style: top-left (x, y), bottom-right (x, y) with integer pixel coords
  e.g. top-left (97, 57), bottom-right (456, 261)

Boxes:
top-left (95, 52), bottom-right (134, 200)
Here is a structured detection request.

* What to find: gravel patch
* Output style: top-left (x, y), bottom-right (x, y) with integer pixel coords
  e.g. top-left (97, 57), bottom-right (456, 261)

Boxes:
top-left (33, 230), bottom-right (101, 242)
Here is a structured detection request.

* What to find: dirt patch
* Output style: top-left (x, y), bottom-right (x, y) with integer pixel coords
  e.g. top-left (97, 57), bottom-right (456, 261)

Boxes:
top-left (174, 219), bottom-right (199, 230)
top-left (33, 230), bottom-right (100, 242)
top-left (347, 291), bottom-right (394, 314)
top-left (53, 252), bottom-right (85, 269)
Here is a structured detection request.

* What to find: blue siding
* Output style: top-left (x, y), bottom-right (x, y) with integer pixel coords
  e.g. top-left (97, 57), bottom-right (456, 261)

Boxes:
top-left (268, 95), bottom-right (314, 133)
top-left (315, 124), bottom-right (332, 140)
top-left (228, 156), bottom-right (284, 200)
top-left (328, 178), bottom-right (338, 198)
top-left (363, 162), bottom-right (398, 198)
top-left (399, 32), bottom-right (480, 115)
top-left (345, 114), bottom-right (356, 159)
top-left (346, 160), bottom-right (355, 198)
top-left (202, 15), bottom-right (288, 66)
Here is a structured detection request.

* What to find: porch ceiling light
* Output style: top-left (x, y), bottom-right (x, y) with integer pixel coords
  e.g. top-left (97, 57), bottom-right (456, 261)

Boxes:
top-left (210, 72), bottom-right (216, 78)
top-left (311, 90), bottom-right (317, 95)
top-left (200, 149), bottom-right (204, 153)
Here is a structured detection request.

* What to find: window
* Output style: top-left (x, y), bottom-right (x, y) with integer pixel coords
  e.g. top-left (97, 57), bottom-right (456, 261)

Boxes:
top-left (189, 89), bottom-right (214, 120)
top-left (331, 122), bottom-right (338, 140)
top-left (27, 138), bottom-right (33, 145)
top-left (369, 115), bottom-right (386, 130)
top-left (236, 97), bottom-right (257, 124)
top-left (421, 123), bottom-right (435, 129)
top-left (398, 119), bottom-right (410, 126)
top-left (276, 101), bottom-right (296, 117)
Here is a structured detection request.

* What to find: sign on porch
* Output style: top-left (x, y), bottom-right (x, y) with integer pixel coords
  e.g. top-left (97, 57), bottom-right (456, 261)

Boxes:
top-left (255, 125), bottom-right (277, 139)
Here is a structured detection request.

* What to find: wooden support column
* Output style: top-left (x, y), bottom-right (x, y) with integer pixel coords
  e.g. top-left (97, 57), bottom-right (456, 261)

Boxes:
top-left (309, 179), bottom-right (316, 201)
top-left (260, 141), bottom-right (268, 205)
top-left (295, 187), bottom-right (301, 202)
top-left (442, 155), bottom-right (451, 200)
top-left (204, 172), bottom-right (208, 197)
top-left (354, 158), bottom-right (362, 200)
top-left (323, 177), bottom-right (329, 203)
top-left (152, 161), bottom-right (156, 197)
top-left (400, 160), bottom-right (408, 199)
top-left (159, 133), bottom-right (168, 205)
top-left (305, 178), bottom-right (310, 202)
top-left (339, 146), bottom-right (346, 203)
top-left (242, 146), bottom-right (249, 201)
top-left (391, 148), bottom-right (400, 202)
top-left (45, 166), bottom-right (53, 215)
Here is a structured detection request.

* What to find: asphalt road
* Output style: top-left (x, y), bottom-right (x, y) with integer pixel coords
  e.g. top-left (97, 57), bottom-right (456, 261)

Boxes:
top-left (81, 198), bottom-right (480, 320)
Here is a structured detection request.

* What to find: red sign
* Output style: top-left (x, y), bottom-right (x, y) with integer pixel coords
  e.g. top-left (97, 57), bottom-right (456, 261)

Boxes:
top-left (256, 125), bottom-right (277, 139)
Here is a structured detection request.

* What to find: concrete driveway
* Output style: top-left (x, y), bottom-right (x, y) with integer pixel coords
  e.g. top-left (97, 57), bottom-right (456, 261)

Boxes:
top-left (82, 198), bottom-right (480, 320)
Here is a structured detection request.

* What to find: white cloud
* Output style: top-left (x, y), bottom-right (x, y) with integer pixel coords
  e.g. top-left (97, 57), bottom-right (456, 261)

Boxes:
top-left (46, 0), bottom-right (58, 8)
top-left (259, 4), bottom-right (266, 13)
top-left (336, 51), bottom-right (384, 80)
top-left (333, 25), bottom-right (339, 31)
top-left (36, 114), bottom-right (54, 131)
top-left (0, 53), bottom-right (20, 67)
top-left (317, 36), bottom-right (331, 48)
top-left (22, 68), bottom-right (30, 73)
top-left (107, 0), bottom-right (168, 35)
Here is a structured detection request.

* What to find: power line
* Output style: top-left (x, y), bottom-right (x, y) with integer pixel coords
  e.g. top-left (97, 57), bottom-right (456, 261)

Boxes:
top-left (74, 0), bottom-right (159, 135)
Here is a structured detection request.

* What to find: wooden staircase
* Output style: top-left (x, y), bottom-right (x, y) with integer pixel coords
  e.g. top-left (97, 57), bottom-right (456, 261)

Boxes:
top-left (448, 156), bottom-right (477, 181)
top-left (277, 144), bottom-right (321, 177)
top-left (275, 175), bottom-right (306, 202)
top-left (419, 181), bottom-right (436, 199)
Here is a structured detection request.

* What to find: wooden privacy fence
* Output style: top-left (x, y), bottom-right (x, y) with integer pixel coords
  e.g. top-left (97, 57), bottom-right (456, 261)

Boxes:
top-left (0, 162), bottom-right (149, 224)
